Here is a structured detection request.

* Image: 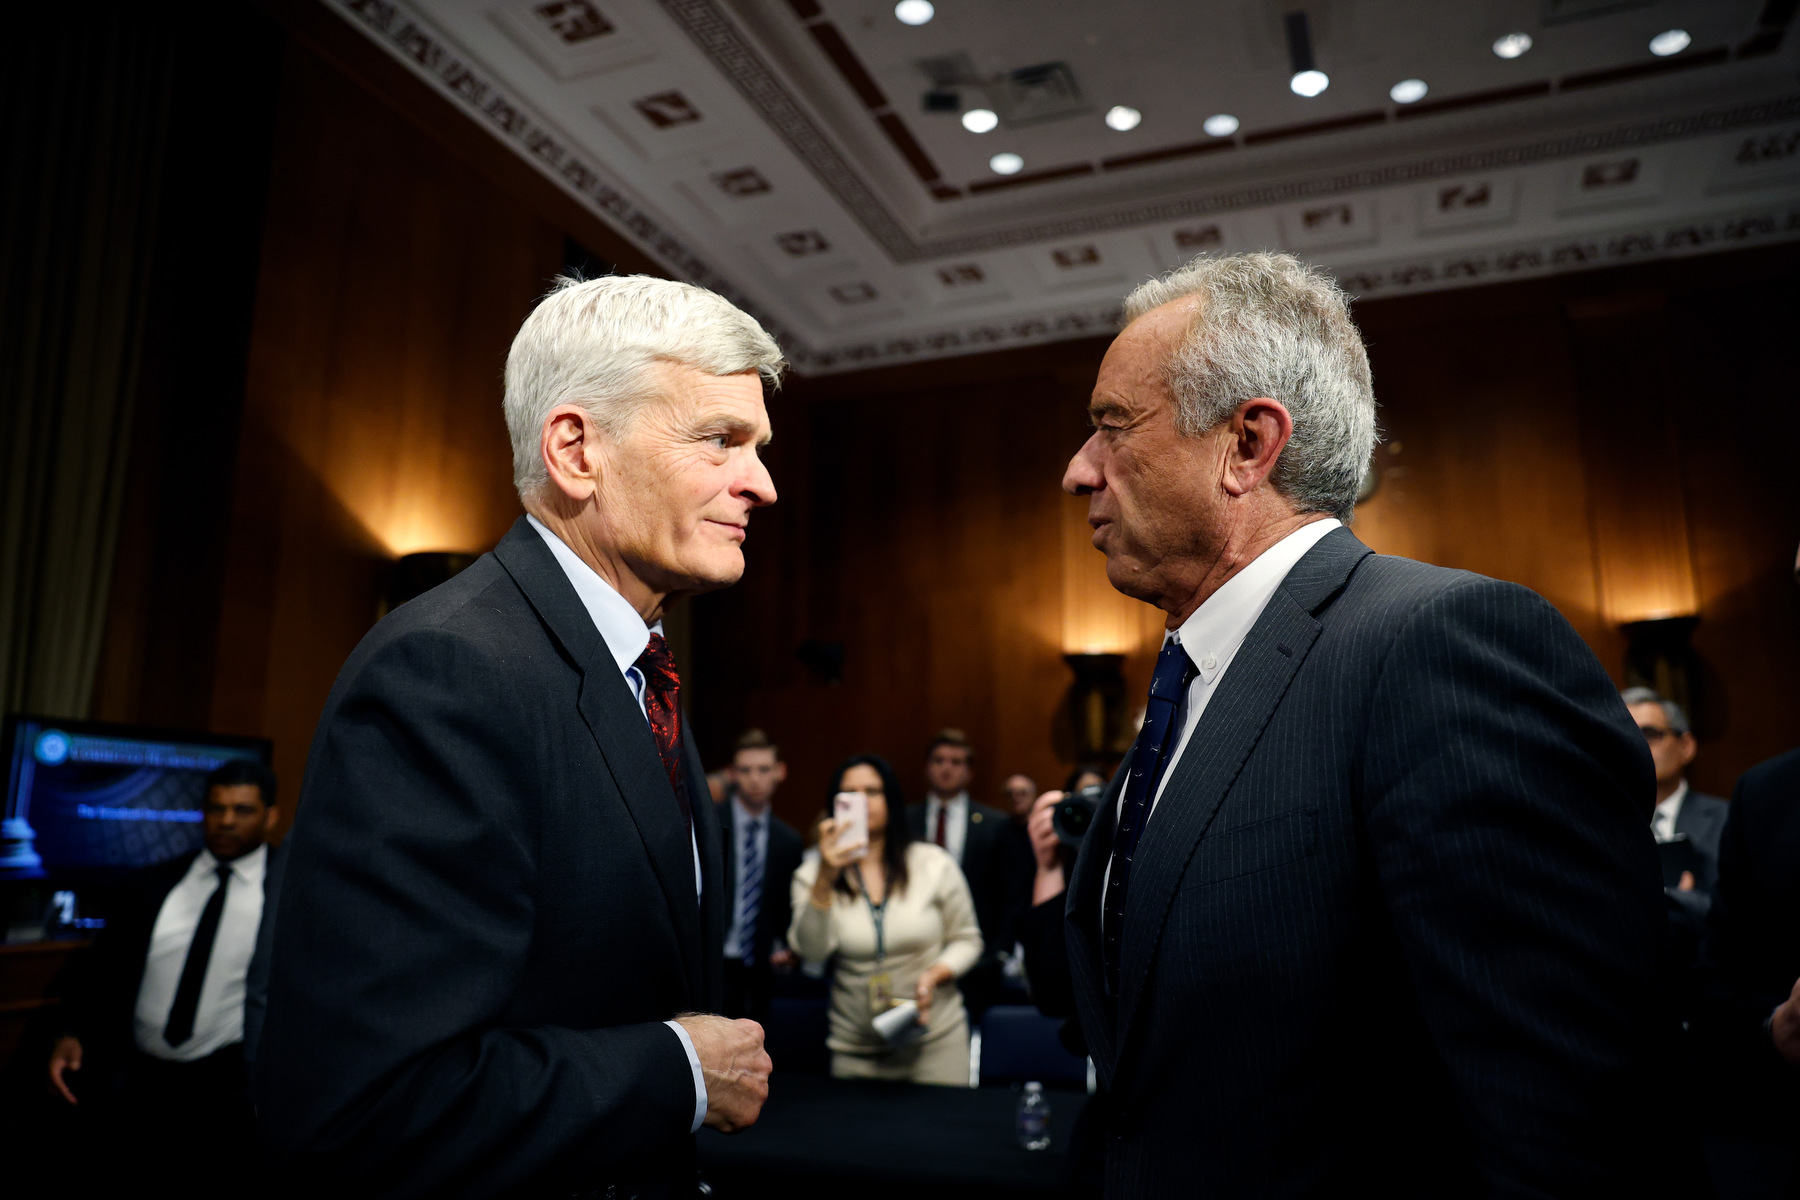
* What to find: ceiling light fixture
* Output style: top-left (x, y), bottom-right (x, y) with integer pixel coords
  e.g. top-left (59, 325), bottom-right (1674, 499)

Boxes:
top-left (893, 0), bottom-right (934, 26)
top-left (1389, 78), bottom-right (1428, 104)
top-left (961, 108), bottom-right (998, 133)
top-left (989, 152), bottom-right (1024, 175)
top-left (1649, 29), bottom-right (1691, 56)
top-left (1203, 113), bottom-right (1239, 137)
top-left (1104, 105), bottom-right (1142, 131)
top-left (1290, 70), bottom-right (1329, 97)
top-left (1492, 32), bottom-right (1533, 59)
top-left (1283, 12), bottom-right (1327, 99)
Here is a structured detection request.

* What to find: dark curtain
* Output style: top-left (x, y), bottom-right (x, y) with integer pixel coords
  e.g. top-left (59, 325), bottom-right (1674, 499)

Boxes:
top-left (0, 8), bottom-right (178, 718)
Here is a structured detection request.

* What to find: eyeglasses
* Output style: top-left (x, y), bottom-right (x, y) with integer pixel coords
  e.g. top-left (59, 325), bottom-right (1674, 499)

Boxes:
top-left (1639, 726), bottom-right (1673, 743)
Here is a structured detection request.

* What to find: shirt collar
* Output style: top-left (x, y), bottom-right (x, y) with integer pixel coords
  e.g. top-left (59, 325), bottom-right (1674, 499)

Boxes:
top-left (732, 796), bottom-right (768, 829)
top-left (1169, 518), bottom-right (1342, 681)
top-left (1656, 780), bottom-right (1689, 819)
top-left (930, 791), bottom-right (968, 812)
top-left (527, 514), bottom-right (663, 678)
top-left (195, 842), bottom-right (267, 886)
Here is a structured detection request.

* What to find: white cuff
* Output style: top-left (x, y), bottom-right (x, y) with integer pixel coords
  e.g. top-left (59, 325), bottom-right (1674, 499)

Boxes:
top-left (664, 1020), bottom-right (707, 1134)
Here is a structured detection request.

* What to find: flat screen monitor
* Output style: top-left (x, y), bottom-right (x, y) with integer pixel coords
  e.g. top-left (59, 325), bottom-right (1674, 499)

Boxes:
top-left (1, 714), bottom-right (271, 879)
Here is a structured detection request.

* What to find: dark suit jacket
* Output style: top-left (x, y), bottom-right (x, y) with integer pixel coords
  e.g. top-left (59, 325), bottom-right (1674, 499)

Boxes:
top-left (905, 798), bottom-right (1013, 958)
top-left (1664, 788), bottom-right (1729, 943)
top-left (1676, 788), bottom-right (1729, 894)
top-left (1695, 747), bottom-right (1800, 1137)
top-left (64, 844), bottom-right (283, 1070)
top-left (255, 517), bottom-right (726, 1198)
top-left (1033, 528), bottom-right (1679, 1196)
top-left (715, 800), bottom-right (803, 967)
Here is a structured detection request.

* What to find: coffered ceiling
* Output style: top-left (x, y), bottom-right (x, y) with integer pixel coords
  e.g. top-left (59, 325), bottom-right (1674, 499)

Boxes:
top-left (329, 0), bottom-right (1800, 372)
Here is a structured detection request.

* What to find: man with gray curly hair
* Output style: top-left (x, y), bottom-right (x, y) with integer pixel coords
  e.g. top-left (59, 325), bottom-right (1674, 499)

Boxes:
top-left (1023, 253), bottom-right (1686, 1194)
top-left (258, 275), bottom-right (782, 1196)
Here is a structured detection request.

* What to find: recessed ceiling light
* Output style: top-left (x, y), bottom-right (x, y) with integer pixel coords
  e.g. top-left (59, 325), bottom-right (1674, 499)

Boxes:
top-left (1389, 78), bottom-right (1428, 104)
top-left (893, 0), bottom-right (934, 26)
top-left (1492, 32), bottom-right (1533, 59)
top-left (1203, 113), bottom-right (1240, 137)
top-left (1290, 69), bottom-right (1329, 98)
top-left (1649, 28), bottom-right (1691, 56)
top-left (1104, 105), bottom-right (1142, 131)
top-left (961, 108), bottom-right (998, 133)
top-left (989, 152), bottom-right (1024, 175)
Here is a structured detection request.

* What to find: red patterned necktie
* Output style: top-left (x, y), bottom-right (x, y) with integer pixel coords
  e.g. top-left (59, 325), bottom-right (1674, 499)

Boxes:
top-left (635, 633), bottom-right (692, 827)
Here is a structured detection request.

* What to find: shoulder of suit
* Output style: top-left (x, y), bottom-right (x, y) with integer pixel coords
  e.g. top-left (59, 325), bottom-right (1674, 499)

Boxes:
top-left (967, 802), bottom-right (1010, 834)
top-left (1737, 748), bottom-right (1800, 806)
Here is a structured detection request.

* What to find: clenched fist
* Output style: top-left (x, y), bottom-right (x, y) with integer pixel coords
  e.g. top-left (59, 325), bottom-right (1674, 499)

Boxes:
top-left (674, 1013), bottom-right (771, 1132)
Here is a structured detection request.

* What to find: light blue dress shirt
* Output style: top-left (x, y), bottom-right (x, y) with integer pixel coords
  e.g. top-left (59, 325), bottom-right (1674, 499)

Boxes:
top-left (528, 515), bottom-right (708, 1134)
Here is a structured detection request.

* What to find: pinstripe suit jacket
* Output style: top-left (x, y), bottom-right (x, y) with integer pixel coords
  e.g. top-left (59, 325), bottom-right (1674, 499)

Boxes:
top-left (1062, 527), bottom-right (1678, 1196)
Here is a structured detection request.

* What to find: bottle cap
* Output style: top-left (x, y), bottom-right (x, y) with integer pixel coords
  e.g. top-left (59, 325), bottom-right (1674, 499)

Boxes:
top-left (1024, 1080), bottom-right (1042, 1091)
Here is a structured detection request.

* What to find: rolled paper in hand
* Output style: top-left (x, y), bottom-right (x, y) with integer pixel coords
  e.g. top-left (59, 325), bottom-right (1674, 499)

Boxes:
top-left (872, 1000), bottom-right (927, 1046)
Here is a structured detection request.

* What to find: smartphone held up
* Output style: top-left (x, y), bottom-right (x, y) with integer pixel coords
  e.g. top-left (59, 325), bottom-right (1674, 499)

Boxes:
top-left (833, 791), bottom-right (869, 859)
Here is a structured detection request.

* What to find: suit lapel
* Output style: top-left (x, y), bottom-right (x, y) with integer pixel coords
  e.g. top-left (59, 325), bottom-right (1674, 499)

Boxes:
top-left (493, 518), bottom-right (707, 1004)
top-left (1112, 528), bottom-right (1373, 1073)
top-left (1064, 765), bottom-right (1127, 1081)
top-left (686, 731), bottom-right (726, 1010)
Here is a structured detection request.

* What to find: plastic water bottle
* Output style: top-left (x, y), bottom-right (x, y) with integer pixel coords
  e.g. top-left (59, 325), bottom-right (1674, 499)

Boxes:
top-left (1016, 1081), bottom-right (1052, 1151)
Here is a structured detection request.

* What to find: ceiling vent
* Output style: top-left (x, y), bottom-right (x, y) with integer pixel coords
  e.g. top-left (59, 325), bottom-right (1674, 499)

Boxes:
top-left (989, 62), bottom-right (1091, 127)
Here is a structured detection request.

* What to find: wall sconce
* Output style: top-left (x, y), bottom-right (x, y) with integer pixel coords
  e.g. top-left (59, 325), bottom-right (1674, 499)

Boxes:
top-left (1621, 615), bottom-right (1699, 718)
top-left (1054, 652), bottom-right (1136, 763)
top-left (380, 552), bottom-right (477, 620)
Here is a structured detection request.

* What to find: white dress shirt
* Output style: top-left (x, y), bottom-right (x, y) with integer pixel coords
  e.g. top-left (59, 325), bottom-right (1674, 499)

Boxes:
top-left (722, 797), bottom-right (772, 960)
top-left (527, 514), bottom-right (707, 1134)
top-left (1104, 518), bottom-right (1342, 914)
top-left (1653, 780), bottom-right (1690, 843)
top-left (923, 791), bottom-right (970, 865)
top-left (133, 844), bottom-right (266, 1062)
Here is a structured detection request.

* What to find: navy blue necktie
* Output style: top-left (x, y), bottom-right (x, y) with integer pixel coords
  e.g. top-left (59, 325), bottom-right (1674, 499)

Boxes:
top-left (1102, 639), bottom-right (1198, 998)
top-left (738, 817), bottom-right (764, 967)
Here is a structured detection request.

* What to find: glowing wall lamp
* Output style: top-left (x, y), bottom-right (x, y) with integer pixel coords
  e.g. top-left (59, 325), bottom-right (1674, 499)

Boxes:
top-left (1057, 495), bottom-right (1159, 761)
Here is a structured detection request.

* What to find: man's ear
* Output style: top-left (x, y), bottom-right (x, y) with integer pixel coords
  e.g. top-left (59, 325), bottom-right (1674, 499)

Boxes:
top-left (262, 806), bottom-right (279, 836)
top-left (540, 404), bottom-right (605, 504)
top-left (775, 762), bottom-right (788, 786)
top-left (1222, 397), bottom-right (1294, 497)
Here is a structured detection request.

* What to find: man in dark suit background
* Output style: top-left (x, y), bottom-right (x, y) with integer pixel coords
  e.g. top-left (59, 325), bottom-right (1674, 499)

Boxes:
top-left (906, 730), bottom-right (1013, 1013)
top-left (1019, 252), bottom-right (1682, 1195)
top-left (256, 276), bottom-right (778, 1197)
top-left (716, 729), bottom-right (803, 1022)
top-left (1624, 686), bottom-right (1729, 972)
top-left (48, 758), bottom-right (280, 1185)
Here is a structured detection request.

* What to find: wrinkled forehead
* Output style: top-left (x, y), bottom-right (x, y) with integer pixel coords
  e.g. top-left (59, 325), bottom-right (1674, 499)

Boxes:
top-left (1094, 298), bottom-right (1199, 410)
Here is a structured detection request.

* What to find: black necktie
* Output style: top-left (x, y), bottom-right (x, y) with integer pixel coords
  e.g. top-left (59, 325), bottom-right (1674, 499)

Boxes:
top-left (164, 862), bottom-right (232, 1046)
top-left (1102, 639), bottom-right (1198, 997)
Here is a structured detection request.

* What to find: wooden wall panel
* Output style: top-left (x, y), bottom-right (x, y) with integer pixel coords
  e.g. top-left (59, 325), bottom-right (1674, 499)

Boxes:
top-left (210, 44), bottom-right (559, 827)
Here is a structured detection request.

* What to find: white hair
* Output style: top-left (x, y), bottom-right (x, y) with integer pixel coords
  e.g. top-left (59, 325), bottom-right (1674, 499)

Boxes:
top-left (503, 274), bottom-right (786, 499)
top-left (1122, 252), bottom-right (1378, 521)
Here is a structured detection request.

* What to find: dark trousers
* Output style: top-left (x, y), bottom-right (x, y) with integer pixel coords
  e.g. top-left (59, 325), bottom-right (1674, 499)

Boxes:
top-left (104, 1043), bottom-right (258, 1187)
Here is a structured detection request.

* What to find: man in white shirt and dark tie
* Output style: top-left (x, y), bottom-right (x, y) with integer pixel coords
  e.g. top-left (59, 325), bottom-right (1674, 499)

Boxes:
top-left (716, 729), bottom-right (803, 1021)
top-left (49, 759), bottom-right (281, 1184)
top-left (906, 729), bottom-right (1012, 1013)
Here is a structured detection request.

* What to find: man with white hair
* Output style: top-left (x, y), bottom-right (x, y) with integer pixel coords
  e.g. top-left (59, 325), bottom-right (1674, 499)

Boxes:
top-left (1022, 253), bottom-right (1686, 1194)
top-left (257, 276), bottom-right (779, 1196)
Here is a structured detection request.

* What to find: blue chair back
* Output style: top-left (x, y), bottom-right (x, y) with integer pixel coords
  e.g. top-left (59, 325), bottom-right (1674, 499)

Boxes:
top-left (977, 1004), bottom-right (1087, 1088)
